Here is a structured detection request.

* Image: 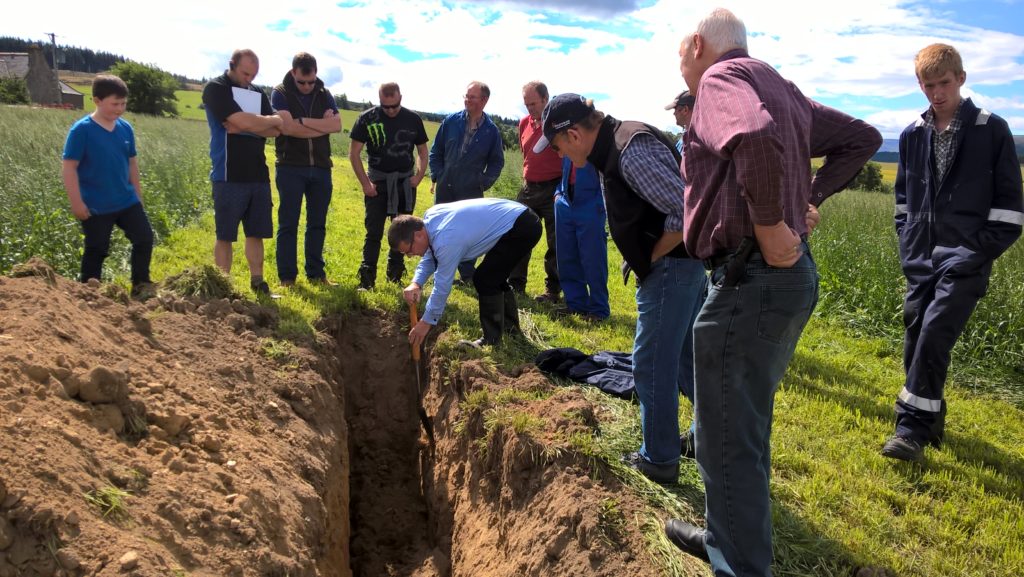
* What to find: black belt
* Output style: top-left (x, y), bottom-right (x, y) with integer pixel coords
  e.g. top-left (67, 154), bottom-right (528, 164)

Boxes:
top-left (703, 240), bottom-right (760, 271)
top-left (703, 237), bottom-right (759, 288)
top-left (702, 234), bottom-right (812, 271)
top-left (525, 177), bottom-right (561, 185)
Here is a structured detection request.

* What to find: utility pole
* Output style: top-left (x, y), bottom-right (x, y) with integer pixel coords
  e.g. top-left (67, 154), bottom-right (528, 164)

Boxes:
top-left (46, 32), bottom-right (61, 106)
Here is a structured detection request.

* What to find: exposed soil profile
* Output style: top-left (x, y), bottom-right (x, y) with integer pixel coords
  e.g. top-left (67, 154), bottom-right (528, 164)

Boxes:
top-left (0, 260), bottom-right (685, 577)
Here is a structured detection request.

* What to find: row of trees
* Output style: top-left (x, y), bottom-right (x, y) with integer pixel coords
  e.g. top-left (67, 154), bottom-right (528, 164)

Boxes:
top-left (0, 36), bottom-right (123, 74)
top-left (331, 93), bottom-right (522, 150)
top-left (849, 162), bottom-right (891, 193)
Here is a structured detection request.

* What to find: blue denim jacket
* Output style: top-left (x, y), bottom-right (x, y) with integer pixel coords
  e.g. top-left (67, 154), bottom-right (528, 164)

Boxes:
top-left (429, 110), bottom-right (505, 203)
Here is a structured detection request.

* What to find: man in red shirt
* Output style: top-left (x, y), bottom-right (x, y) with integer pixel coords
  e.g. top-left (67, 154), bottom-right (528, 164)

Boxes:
top-left (510, 81), bottom-right (563, 303)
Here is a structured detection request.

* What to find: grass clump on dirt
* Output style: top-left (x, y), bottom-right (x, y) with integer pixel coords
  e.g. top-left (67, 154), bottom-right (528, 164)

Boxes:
top-left (83, 486), bottom-right (132, 521)
top-left (161, 264), bottom-right (236, 299)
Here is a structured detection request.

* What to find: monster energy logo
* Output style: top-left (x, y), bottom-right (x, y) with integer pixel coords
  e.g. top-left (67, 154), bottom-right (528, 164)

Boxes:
top-left (367, 122), bottom-right (386, 147)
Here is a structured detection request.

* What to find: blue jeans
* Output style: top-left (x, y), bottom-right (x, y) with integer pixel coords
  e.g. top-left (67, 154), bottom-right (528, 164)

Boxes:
top-left (633, 256), bottom-right (706, 466)
top-left (694, 248), bottom-right (818, 577)
top-left (275, 165), bottom-right (333, 281)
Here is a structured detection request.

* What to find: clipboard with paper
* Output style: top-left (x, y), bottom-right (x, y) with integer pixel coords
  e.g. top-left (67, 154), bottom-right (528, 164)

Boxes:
top-left (231, 87), bottom-right (264, 138)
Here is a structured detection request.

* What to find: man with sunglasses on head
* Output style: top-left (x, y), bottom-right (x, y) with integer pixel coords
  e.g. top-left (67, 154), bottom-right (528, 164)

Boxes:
top-left (271, 52), bottom-right (342, 288)
top-left (350, 82), bottom-right (430, 290)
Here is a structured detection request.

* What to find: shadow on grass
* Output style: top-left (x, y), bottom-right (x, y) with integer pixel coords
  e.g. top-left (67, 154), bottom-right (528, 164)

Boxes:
top-left (773, 506), bottom-right (897, 577)
top-left (786, 349), bottom-right (896, 423)
top-left (786, 350), bottom-right (1024, 503)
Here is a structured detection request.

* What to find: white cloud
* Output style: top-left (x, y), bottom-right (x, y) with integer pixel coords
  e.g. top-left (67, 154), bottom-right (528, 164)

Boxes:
top-left (3, 0), bottom-right (1021, 136)
top-left (864, 107), bottom-right (923, 136)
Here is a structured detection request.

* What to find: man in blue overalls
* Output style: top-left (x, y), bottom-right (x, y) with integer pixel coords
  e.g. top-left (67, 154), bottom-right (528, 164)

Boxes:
top-left (553, 157), bottom-right (610, 321)
top-left (882, 43), bottom-right (1023, 462)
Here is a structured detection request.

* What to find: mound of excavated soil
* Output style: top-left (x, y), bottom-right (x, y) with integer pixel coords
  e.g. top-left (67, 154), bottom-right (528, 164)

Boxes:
top-left (0, 261), bottom-right (691, 577)
top-left (0, 263), bottom-right (348, 577)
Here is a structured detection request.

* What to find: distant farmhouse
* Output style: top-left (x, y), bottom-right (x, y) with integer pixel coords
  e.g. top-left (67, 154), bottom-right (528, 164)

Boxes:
top-left (0, 44), bottom-right (82, 109)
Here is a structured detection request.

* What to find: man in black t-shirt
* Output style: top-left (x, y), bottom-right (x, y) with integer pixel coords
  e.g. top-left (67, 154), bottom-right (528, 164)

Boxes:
top-left (201, 48), bottom-right (282, 295)
top-left (349, 82), bottom-right (430, 289)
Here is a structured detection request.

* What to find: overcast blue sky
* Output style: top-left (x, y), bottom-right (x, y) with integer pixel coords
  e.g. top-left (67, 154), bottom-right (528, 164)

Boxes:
top-left (5, 0), bottom-right (1023, 136)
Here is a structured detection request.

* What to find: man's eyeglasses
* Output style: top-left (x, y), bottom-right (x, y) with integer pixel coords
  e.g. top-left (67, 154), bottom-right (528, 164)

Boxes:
top-left (381, 103), bottom-right (401, 110)
top-left (548, 131), bottom-right (567, 154)
top-left (295, 79), bottom-right (316, 86)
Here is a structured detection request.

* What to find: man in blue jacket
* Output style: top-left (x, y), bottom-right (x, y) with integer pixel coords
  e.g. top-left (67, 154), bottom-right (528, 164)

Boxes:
top-left (883, 43), bottom-right (1023, 462)
top-left (429, 81), bottom-right (505, 283)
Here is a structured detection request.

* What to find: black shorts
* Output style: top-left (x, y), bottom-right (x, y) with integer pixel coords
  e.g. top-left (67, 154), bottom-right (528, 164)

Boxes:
top-left (212, 181), bottom-right (273, 241)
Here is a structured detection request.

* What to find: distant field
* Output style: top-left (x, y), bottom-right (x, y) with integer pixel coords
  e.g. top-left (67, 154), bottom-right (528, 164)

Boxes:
top-left (70, 84), bottom-right (441, 141)
top-left (875, 161), bottom-right (1023, 183)
top-left (877, 161), bottom-right (897, 184)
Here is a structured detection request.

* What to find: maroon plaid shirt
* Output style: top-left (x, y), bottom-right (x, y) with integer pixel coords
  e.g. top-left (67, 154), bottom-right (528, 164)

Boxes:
top-left (683, 50), bottom-right (881, 259)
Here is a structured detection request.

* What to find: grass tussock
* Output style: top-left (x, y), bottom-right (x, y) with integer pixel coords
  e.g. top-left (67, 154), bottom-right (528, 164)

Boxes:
top-left (83, 486), bottom-right (132, 521)
top-left (160, 264), bottom-right (236, 299)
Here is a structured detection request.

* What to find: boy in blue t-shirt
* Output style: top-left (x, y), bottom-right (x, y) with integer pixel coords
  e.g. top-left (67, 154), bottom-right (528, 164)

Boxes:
top-left (62, 75), bottom-right (154, 297)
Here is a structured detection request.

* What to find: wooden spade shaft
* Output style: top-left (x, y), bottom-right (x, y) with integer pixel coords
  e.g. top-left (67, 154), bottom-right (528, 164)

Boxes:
top-left (408, 302), bottom-right (435, 447)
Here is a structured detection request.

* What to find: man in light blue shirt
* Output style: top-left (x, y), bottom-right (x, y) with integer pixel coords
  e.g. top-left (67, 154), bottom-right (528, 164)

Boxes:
top-left (389, 198), bottom-right (541, 348)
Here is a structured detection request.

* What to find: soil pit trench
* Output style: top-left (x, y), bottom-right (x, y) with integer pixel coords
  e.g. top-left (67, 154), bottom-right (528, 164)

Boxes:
top-left (332, 312), bottom-right (666, 577)
top-left (335, 313), bottom-right (445, 577)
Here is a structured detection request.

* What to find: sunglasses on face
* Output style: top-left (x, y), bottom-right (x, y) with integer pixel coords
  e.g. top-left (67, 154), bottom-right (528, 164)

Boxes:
top-left (381, 103), bottom-right (401, 110)
top-left (295, 79), bottom-right (316, 86)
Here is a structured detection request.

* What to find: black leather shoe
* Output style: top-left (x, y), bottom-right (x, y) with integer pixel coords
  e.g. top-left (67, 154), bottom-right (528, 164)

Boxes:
top-left (534, 291), bottom-right (561, 304)
top-left (664, 519), bottom-right (709, 562)
top-left (881, 435), bottom-right (924, 462)
top-left (680, 430), bottom-right (696, 459)
top-left (621, 452), bottom-right (678, 485)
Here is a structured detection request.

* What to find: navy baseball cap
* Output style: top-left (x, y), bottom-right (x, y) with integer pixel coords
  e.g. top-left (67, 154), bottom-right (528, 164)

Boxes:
top-left (664, 90), bottom-right (695, 110)
top-left (532, 93), bottom-right (594, 153)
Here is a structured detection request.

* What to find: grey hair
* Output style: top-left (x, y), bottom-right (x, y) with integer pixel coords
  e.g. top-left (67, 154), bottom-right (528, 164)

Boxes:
top-left (697, 8), bottom-right (747, 53)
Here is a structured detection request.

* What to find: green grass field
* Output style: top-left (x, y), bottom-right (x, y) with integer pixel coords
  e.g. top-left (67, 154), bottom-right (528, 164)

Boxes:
top-left (3, 105), bottom-right (1023, 576)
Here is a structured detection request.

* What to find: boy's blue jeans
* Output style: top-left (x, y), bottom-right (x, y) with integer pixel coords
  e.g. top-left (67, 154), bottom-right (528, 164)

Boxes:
top-left (694, 249), bottom-right (817, 577)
